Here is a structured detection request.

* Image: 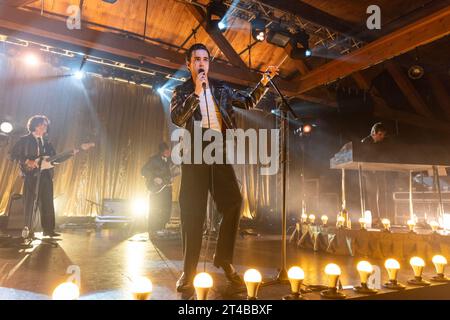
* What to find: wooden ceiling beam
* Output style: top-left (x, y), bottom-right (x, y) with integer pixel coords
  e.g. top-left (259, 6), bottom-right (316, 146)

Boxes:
top-left (0, 0), bottom-right (36, 7)
top-left (427, 73), bottom-right (450, 120)
top-left (384, 61), bottom-right (434, 117)
top-left (352, 72), bottom-right (450, 134)
top-left (185, 4), bottom-right (248, 70)
top-left (295, 6), bottom-right (450, 94)
top-left (0, 6), bottom-right (304, 94)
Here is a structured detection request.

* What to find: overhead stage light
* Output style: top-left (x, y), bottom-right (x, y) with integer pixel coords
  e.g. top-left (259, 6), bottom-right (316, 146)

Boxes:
top-left (74, 71), bottom-right (84, 79)
top-left (266, 25), bottom-right (292, 48)
top-left (408, 257), bottom-right (430, 286)
top-left (288, 30), bottom-right (311, 59)
top-left (320, 263), bottom-right (345, 299)
top-left (244, 269), bottom-right (262, 300)
top-left (52, 282), bottom-right (80, 300)
top-left (251, 18), bottom-right (266, 42)
top-left (0, 122), bottom-right (13, 134)
top-left (408, 65), bottom-right (424, 79)
top-left (193, 272), bottom-right (213, 300)
top-left (383, 258), bottom-right (405, 290)
top-left (130, 276), bottom-right (153, 300)
top-left (431, 255), bottom-right (449, 282)
top-left (207, 0), bottom-right (228, 32)
top-left (283, 266), bottom-right (306, 300)
top-left (354, 261), bottom-right (377, 294)
top-left (23, 53), bottom-right (39, 67)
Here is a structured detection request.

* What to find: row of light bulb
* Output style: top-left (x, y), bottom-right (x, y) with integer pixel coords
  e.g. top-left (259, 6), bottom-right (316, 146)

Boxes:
top-left (300, 214), bottom-right (441, 233)
top-left (51, 255), bottom-right (448, 300)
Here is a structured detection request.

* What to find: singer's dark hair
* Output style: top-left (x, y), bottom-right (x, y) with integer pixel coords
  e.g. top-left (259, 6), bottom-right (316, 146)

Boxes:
top-left (185, 43), bottom-right (210, 63)
top-left (27, 115), bottom-right (50, 133)
top-left (370, 122), bottom-right (387, 135)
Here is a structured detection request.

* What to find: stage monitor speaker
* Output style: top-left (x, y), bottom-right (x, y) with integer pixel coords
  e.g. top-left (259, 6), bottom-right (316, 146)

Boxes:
top-left (5, 193), bottom-right (25, 230)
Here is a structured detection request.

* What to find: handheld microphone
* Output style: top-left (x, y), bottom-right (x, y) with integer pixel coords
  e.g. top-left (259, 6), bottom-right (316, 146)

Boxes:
top-left (198, 68), bottom-right (206, 89)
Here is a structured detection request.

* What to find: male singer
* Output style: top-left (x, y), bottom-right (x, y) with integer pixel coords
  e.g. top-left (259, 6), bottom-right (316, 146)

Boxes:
top-left (170, 43), bottom-right (278, 292)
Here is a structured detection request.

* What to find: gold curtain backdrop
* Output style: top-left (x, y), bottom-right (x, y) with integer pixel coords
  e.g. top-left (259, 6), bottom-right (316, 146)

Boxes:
top-left (0, 53), bottom-right (169, 216)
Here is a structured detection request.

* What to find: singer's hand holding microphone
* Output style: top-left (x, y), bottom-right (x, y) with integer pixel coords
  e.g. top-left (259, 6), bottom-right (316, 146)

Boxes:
top-left (194, 68), bottom-right (207, 96)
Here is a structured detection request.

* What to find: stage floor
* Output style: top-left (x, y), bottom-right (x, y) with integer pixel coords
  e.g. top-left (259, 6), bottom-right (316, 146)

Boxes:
top-left (0, 228), bottom-right (449, 300)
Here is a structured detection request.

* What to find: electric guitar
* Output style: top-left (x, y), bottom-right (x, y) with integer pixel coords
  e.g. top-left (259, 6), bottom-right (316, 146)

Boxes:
top-left (22, 142), bottom-right (95, 175)
top-left (145, 165), bottom-right (180, 195)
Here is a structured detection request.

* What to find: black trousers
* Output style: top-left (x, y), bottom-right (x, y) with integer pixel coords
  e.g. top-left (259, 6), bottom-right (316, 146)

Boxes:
top-left (23, 171), bottom-right (55, 233)
top-left (179, 162), bottom-right (242, 276)
top-left (148, 188), bottom-right (172, 232)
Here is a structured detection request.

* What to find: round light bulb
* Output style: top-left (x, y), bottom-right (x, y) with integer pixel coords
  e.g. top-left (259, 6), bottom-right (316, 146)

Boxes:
top-left (382, 218), bottom-right (390, 228)
top-left (325, 263), bottom-right (341, 289)
top-left (410, 257), bottom-right (425, 267)
top-left (288, 266), bottom-right (305, 280)
top-left (301, 213), bottom-right (307, 222)
top-left (193, 272), bottom-right (213, 300)
top-left (357, 261), bottom-right (373, 284)
top-left (430, 221), bottom-right (439, 232)
top-left (410, 256), bottom-right (425, 278)
top-left (359, 217), bottom-right (367, 229)
top-left (244, 269), bottom-right (262, 283)
top-left (244, 269), bottom-right (262, 299)
top-left (325, 263), bottom-right (341, 276)
top-left (193, 272), bottom-right (213, 288)
top-left (308, 214), bottom-right (315, 224)
top-left (130, 276), bottom-right (153, 300)
top-left (52, 282), bottom-right (80, 300)
top-left (432, 255), bottom-right (447, 275)
top-left (385, 259), bottom-right (400, 281)
top-left (321, 215), bottom-right (328, 224)
top-left (407, 219), bottom-right (416, 231)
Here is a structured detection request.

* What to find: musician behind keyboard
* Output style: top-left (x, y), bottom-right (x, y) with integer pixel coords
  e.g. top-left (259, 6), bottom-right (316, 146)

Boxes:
top-left (361, 122), bottom-right (387, 145)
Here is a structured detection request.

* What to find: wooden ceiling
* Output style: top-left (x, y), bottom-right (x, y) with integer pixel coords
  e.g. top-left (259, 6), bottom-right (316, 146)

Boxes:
top-left (1, 0), bottom-right (449, 132)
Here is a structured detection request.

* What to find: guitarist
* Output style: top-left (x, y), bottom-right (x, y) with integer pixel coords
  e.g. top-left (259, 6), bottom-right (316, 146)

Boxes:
top-left (10, 115), bottom-right (79, 238)
top-left (141, 142), bottom-right (173, 238)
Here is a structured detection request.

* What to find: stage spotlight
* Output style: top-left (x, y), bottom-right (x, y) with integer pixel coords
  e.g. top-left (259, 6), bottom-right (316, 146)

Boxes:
top-left (244, 269), bottom-right (262, 300)
top-left (266, 25), bottom-right (293, 48)
top-left (407, 219), bottom-right (416, 233)
top-left (308, 214), bottom-right (315, 224)
top-left (24, 53), bottom-right (39, 67)
top-left (381, 218), bottom-right (391, 232)
top-left (130, 276), bottom-right (153, 300)
top-left (429, 221), bottom-right (439, 233)
top-left (408, 257), bottom-right (430, 286)
top-left (283, 266), bottom-right (306, 300)
top-left (321, 215), bottom-right (328, 226)
top-left (251, 18), bottom-right (266, 42)
top-left (193, 272), bottom-right (213, 300)
top-left (408, 65), bottom-right (424, 79)
top-left (0, 121), bottom-right (13, 134)
top-left (131, 198), bottom-right (149, 216)
top-left (288, 30), bottom-right (311, 60)
top-left (320, 263), bottom-right (345, 299)
top-left (431, 255), bottom-right (449, 282)
top-left (358, 217), bottom-right (367, 230)
top-left (218, 21), bottom-right (226, 31)
top-left (354, 261), bottom-right (377, 294)
top-left (383, 259), bottom-right (405, 290)
top-left (74, 71), bottom-right (84, 79)
top-left (52, 282), bottom-right (80, 300)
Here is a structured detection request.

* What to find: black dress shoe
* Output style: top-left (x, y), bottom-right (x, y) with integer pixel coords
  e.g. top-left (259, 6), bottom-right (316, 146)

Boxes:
top-left (213, 258), bottom-right (244, 287)
top-left (176, 272), bottom-right (194, 293)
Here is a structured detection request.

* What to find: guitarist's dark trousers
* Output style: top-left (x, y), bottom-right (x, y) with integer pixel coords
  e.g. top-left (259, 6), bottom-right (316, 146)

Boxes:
top-left (149, 187), bottom-right (172, 232)
top-left (23, 170), bottom-right (55, 233)
top-left (179, 138), bottom-right (242, 278)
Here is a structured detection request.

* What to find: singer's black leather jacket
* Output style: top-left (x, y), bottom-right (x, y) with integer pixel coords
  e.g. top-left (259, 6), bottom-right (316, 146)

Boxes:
top-left (170, 77), bottom-right (268, 133)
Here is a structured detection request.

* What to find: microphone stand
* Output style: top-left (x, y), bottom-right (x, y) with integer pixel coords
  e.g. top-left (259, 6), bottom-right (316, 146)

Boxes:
top-left (262, 76), bottom-right (299, 285)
